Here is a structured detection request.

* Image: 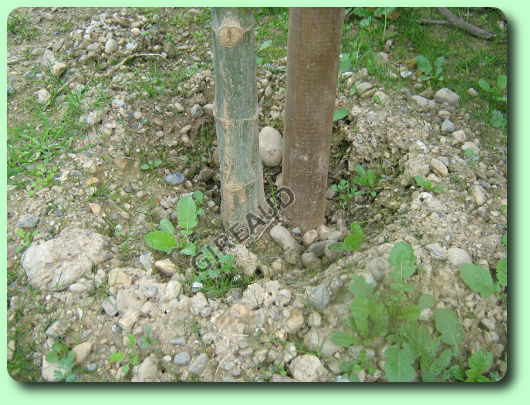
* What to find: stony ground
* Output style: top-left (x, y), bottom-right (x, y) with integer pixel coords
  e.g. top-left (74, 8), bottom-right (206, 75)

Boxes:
top-left (7, 7), bottom-right (507, 382)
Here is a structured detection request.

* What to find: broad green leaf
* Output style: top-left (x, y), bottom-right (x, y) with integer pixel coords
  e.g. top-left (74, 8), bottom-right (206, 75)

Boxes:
top-left (416, 55), bottom-right (432, 75)
top-left (144, 231), bottom-right (178, 253)
top-left (435, 56), bottom-right (445, 72)
top-left (466, 349), bottom-right (493, 380)
top-left (459, 263), bottom-right (496, 298)
top-left (348, 274), bottom-right (374, 297)
top-left (342, 223), bottom-right (363, 251)
top-left (388, 242), bottom-right (417, 282)
top-left (140, 164), bottom-right (150, 170)
top-left (108, 352), bottom-right (126, 363)
top-left (478, 79), bottom-right (491, 93)
top-left (398, 305), bottom-right (420, 321)
top-left (502, 233), bottom-right (507, 246)
top-left (333, 108), bottom-right (349, 121)
top-left (384, 344), bottom-right (417, 382)
top-left (490, 110), bottom-right (506, 128)
top-left (258, 40), bottom-right (272, 52)
top-left (349, 373), bottom-right (360, 382)
top-left (331, 331), bottom-right (358, 347)
top-left (46, 352), bottom-right (59, 363)
top-left (422, 348), bottom-right (453, 382)
top-left (180, 241), bottom-right (197, 256)
top-left (496, 258), bottom-right (507, 287)
top-left (353, 7), bottom-right (371, 17)
top-left (349, 297), bottom-right (371, 335)
top-left (389, 281), bottom-right (414, 292)
top-left (434, 309), bottom-right (464, 347)
top-left (159, 218), bottom-right (174, 235)
top-left (193, 190), bottom-right (204, 204)
top-left (127, 334), bottom-right (137, 347)
top-left (339, 53), bottom-right (352, 72)
top-left (121, 364), bottom-right (130, 375)
top-left (497, 74), bottom-right (507, 90)
top-left (371, 301), bottom-right (389, 337)
top-left (418, 294), bottom-right (436, 310)
top-left (177, 194), bottom-right (198, 230)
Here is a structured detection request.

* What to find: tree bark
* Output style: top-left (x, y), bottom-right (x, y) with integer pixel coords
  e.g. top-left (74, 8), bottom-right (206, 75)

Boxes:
top-left (211, 8), bottom-right (266, 238)
top-left (282, 7), bottom-right (344, 232)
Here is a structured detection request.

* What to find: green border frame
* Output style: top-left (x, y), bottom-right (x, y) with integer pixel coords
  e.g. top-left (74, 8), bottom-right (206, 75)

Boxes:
top-left (2, 0), bottom-right (526, 403)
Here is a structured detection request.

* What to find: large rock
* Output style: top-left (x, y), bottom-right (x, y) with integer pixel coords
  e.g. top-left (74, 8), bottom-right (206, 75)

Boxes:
top-left (259, 126), bottom-right (283, 167)
top-left (270, 224), bottom-right (301, 252)
top-left (21, 227), bottom-right (109, 290)
top-left (131, 354), bottom-right (160, 382)
top-left (228, 244), bottom-right (260, 277)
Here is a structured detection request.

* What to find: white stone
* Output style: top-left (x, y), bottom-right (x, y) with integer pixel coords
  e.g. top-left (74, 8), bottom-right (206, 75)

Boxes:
top-left (290, 354), bottom-right (323, 382)
top-left (447, 247), bottom-right (472, 267)
top-left (302, 230), bottom-right (318, 246)
top-left (37, 89), bottom-right (51, 104)
top-left (51, 62), bottom-right (67, 76)
top-left (72, 341), bottom-right (93, 364)
top-left (259, 126), bottom-right (283, 167)
top-left (270, 224), bottom-right (301, 252)
top-left (430, 158), bottom-right (449, 177)
top-left (434, 88), bottom-right (460, 106)
top-left (470, 185), bottom-right (487, 207)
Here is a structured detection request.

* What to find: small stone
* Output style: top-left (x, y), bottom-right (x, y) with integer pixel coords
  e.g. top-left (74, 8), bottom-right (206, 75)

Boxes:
top-left (316, 224), bottom-right (331, 240)
top-left (270, 224), bottom-right (301, 252)
top-left (42, 357), bottom-right (63, 382)
top-left (302, 230), bottom-right (318, 246)
top-left (101, 296), bottom-right (118, 316)
top-left (51, 62), bottom-right (67, 76)
top-left (430, 158), bottom-right (449, 177)
top-left (154, 259), bottom-right (177, 276)
top-left (441, 119), bottom-right (455, 133)
top-left (425, 243), bottom-right (446, 259)
top-left (356, 82), bottom-right (373, 95)
top-left (290, 354), bottom-right (323, 382)
top-left (461, 142), bottom-right (480, 156)
top-left (284, 308), bottom-right (305, 334)
top-left (164, 280), bottom-right (182, 300)
top-left (301, 251), bottom-right (320, 268)
top-left (188, 353), bottom-right (209, 375)
top-left (307, 312), bottom-right (322, 328)
top-left (229, 244), bottom-right (260, 277)
top-left (118, 310), bottom-right (139, 332)
top-left (372, 90), bottom-right (388, 104)
top-left (480, 318), bottom-right (496, 331)
top-left (467, 88), bottom-right (479, 97)
top-left (131, 27), bottom-right (141, 37)
top-left (72, 341), bottom-right (93, 364)
top-left (264, 85), bottom-right (273, 97)
top-left (452, 130), bottom-right (466, 144)
top-left (259, 126), bottom-right (283, 167)
top-left (470, 185), bottom-right (487, 207)
top-left (131, 354), bottom-right (159, 382)
top-left (242, 283), bottom-right (264, 309)
top-left (434, 88), bottom-right (460, 106)
top-left (309, 284), bottom-right (331, 311)
top-left (164, 172), bottom-right (185, 185)
top-left (16, 215), bottom-right (40, 228)
top-left (447, 247), bottom-right (472, 267)
top-left (173, 351), bottom-right (191, 366)
top-left (365, 257), bottom-right (390, 281)
top-left (112, 99), bottom-right (125, 108)
top-left (189, 8), bottom-right (200, 17)
top-left (88, 202), bottom-right (102, 216)
top-left (107, 268), bottom-right (133, 287)
top-left (105, 38), bottom-right (118, 54)
top-left (37, 89), bottom-right (51, 104)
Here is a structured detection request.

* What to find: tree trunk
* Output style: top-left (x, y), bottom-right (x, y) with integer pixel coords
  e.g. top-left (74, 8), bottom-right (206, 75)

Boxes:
top-left (282, 7), bottom-right (344, 232)
top-left (211, 8), bottom-right (266, 240)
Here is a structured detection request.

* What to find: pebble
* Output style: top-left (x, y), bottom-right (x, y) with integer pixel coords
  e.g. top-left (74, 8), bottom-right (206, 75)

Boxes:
top-left (264, 85), bottom-right (273, 97)
top-left (259, 126), bottom-right (283, 167)
top-left (188, 353), bottom-right (209, 375)
top-left (107, 268), bottom-right (132, 287)
top-left (101, 296), bottom-right (118, 316)
top-left (173, 351), bottom-right (191, 366)
top-left (301, 251), bottom-right (320, 268)
top-left (356, 82), bottom-right (373, 95)
top-left (17, 215), bottom-right (40, 228)
top-left (131, 354), bottom-right (159, 382)
top-left (284, 308), bottom-right (305, 333)
top-left (480, 318), bottom-right (496, 331)
top-left (131, 28), bottom-right (141, 37)
top-left (37, 89), bottom-right (51, 104)
top-left (270, 224), bottom-right (301, 252)
top-left (88, 202), bottom-right (102, 216)
top-left (447, 247), bottom-right (472, 267)
top-left (373, 90), bottom-right (388, 104)
top-left (72, 341), bottom-right (93, 364)
top-left (316, 224), bottom-right (332, 240)
top-left (441, 119), bottom-right (455, 133)
top-left (309, 284), bottom-right (331, 311)
top-left (52, 62), bottom-right (67, 76)
top-left (154, 259), bottom-right (177, 276)
top-left (104, 38), bottom-right (118, 54)
top-left (302, 230), bottom-right (318, 246)
top-left (164, 173), bottom-right (185, 185)
top-left (430, 158), bottom-right (449, 177)
top-left (452, 130), bottom-right (466, 144)
top-left (461, 141), bottom-right (480, 156)
top-left (364, 257), bottom-right (390, 281)
top-left (434, 88), bottom-right (460, 106)
top-left (470, 185), bottom-right (487, 206)
top-left (289, 354), bottom-right (323, 382)
top-left (467, 88), bottom-right (479, 97)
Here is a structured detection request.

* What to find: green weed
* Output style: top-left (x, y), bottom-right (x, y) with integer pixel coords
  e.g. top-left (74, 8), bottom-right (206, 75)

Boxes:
top-left (414, 175), bottom-right (445, 193)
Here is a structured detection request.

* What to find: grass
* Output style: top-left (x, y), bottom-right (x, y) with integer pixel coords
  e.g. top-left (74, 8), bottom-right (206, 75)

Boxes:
top-left (7, 10), bottom-right (38, 41)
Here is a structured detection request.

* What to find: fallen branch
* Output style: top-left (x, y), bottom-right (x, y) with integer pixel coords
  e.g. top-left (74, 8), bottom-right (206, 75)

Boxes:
top-left (435, 7), bottom-right (496, 39)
